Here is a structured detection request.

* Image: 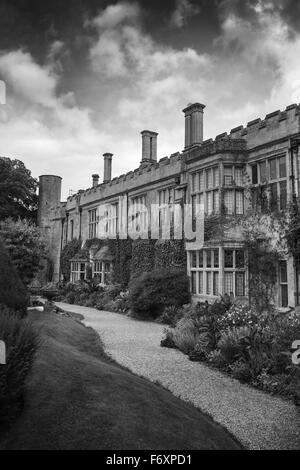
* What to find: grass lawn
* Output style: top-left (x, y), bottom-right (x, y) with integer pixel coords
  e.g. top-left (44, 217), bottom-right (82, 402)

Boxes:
top-left (0, 310), bottom-right (242, 450)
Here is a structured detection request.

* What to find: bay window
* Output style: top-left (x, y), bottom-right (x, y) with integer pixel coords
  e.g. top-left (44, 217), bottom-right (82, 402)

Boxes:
top-left (93, 261), bottom-right (112, 285)
top-left (191, 166), bottom-right (220, 216)
top-left (70, 261), bottom-right (86, 282)
top-left (189, 248), bottom-right (246, 297)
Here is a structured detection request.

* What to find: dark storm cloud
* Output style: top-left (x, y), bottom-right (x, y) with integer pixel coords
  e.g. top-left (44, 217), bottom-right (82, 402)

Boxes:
top-left (0, 0), bottom-right (109, 57)
top-left (216, 0), bottom-right (300, 35)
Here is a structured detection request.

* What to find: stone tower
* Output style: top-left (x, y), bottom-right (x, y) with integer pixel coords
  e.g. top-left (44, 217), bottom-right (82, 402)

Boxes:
top-left (37, 175), bottom-right (63, 283)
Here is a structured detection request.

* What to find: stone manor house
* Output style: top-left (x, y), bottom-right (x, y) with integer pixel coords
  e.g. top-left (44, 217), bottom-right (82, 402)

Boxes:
top-left (37, 102), bottom-right (300, 309)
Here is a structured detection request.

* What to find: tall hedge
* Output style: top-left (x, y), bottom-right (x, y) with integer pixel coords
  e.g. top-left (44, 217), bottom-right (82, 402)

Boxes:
top-left (0, 240), bottom-right (28, 316)
top-left (129, 269), bottom-right (190, 318)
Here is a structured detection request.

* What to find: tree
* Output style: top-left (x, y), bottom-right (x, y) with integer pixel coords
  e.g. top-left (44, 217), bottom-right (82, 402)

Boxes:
top-left (0, 239), bottom-right (28, 316)
top-left (0, 157), bottom-right (38, 222)
top-left (0, 218), bottom-right (47, 286)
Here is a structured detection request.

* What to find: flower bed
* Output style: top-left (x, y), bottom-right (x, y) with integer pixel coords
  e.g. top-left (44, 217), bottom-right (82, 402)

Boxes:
top-left (160, 300), bottom-right (300, 404)
top-left (54, 280), bottom-right (131, 315)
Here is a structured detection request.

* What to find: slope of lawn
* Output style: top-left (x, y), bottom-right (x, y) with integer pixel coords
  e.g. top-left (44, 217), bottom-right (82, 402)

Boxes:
top-left (0, 310), bottom-right (242, 450)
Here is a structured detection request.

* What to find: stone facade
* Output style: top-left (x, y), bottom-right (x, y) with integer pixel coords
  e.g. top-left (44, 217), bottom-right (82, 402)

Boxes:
top-left (38, 102), bottom-right (300, 308)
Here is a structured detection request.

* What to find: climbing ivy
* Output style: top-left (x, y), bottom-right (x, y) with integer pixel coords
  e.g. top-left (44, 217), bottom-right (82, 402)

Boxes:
top-left (130, 239), bottom-right (156, 280)
top-left (154, 239), bottom-right (186, 272)
top-left (60, 239), bottom-right (82, 281)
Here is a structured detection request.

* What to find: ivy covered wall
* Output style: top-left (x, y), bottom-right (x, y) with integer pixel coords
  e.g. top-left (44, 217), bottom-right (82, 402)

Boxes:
top-left (61, 236), bottom-right (187, 287)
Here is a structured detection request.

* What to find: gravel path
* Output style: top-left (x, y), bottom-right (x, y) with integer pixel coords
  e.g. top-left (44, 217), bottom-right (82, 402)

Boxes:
top-left (56, 302), bottom-right (300, 450)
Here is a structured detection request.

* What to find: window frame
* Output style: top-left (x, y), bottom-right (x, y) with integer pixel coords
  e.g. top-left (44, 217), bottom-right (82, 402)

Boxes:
top-left (191, 165), bottom-right (220, 216)
top-left (88, 208), bottom-right (98, 239)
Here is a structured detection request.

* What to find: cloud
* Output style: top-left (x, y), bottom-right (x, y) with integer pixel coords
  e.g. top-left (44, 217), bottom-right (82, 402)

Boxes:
top-left (0, 79), bottom-right (5, 104)
top-left (0, 50), bottom-right (57, 107)
top-left (1, 1), bottom-right (300, 200)
top-left (170, 0), bottom-right (201, 28)
top-left (0, 48), bottom-right (108, 197)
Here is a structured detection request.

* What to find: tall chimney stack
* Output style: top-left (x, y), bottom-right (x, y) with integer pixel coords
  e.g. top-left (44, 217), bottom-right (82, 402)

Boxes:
top-left (183, 103), bottom-right (205, 149)
top-left (141, 130), bottom-right (158, 163)
top-left (103, 153), bottom-right (113, 183)
top-left (92, 174), bottom-right (99, 187)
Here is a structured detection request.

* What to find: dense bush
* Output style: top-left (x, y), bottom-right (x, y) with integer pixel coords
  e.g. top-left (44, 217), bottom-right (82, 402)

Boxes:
top-left (0, 305), bottom-right (39, 429)
top-left (170, 317), bottom-right (199, 354)
top-left (0, 218), bottom-right (47, 286)
top-left (56, 280), bottom-right (131, 314)
top-left (157, 305), bottom-right (184, 326)
top-left (0, 240), bottom-right (29, 316)
top-left (129, 269), bottom-right (190, 319)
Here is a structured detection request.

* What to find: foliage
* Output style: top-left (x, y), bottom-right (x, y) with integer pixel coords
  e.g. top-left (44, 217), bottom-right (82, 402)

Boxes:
top-left (60, 239), bottom-right (82, 281)
top-left (218, 326), bottom-right (252, 364)
top-left (129, 269), bottom-right (190, 319)
top-left (0, 157), bottom-right (38, 222)
top-left (0, 218), bottom-right (47, 286)
top-left (284, 198), bottom-right (300, 256)
top-left (160, 299), bottom-right (300, 402)
top-left (0, 305), bottom-right (39, 429)
top-left (240, 215), bottom-right (281, 312)
top-left (57, 280), bottom-right (130, 314)
top-left (171, 317), bottom-right (199, 354)
top-left (157, 305), bottom-right (184, 326)
top-left (0, 239), bottom-right (29, 316)
top-left (217, 304), bottom-right (260, 330)
top-left (130, 239), bottom-right (156, 280)
top-left (160, 328), bottom-right (176, 348)
top-left (113, 238), bottom-right (133, 287)
top-left (154, 239), bottom-right (186, 272)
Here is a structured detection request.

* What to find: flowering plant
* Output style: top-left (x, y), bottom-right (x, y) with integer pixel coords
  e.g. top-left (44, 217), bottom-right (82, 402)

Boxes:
top-left (217, 304), bottom-right (260, 330)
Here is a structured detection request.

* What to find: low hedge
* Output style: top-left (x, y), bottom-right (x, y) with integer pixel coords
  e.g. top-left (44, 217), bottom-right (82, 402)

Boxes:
top-left (0, 305), bottom-right (39, 430)
top-left (129, 269), bottom-right (190, 319)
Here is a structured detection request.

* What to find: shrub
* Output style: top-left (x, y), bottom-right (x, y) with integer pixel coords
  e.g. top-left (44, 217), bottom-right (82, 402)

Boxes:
top-left (129, 269), bottom-right (190, 319)
top-left (206, 349), bottom-right (227, 368)
top-left (157, 305), bottom-right (183, 326)
top-left (0, 305), bottom-right (39, 429)
top-left (0, 218), bottom-right (47, 286)
top-left (170, 317), bottom-right (199, 354)
top-left (217, 304), bottom-right (260, 330)
top-left (218, 326), bottom-right (252, 364)
top-left (103, 300), bottom-right (119, 312)
top-left (104, 284), bottom-right (122, 300)
top-left (65, 291), bottom-right (75, 304)
top-left (160, 328), bottom-right (176, 349)
top-left (229, 359), bottom-right (252, 383)
top-left (0, 240), bottom-right (28, 316)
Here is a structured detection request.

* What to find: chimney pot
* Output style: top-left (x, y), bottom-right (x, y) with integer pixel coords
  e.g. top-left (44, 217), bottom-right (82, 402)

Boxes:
top-left (92, 174), bottom-right (99, 187)
top-left (183, 102), bottom-right (205, 149)
top-left (141, 130), bottom-right (158, 163)
top-left (103, 153), bottom-right (113, 183)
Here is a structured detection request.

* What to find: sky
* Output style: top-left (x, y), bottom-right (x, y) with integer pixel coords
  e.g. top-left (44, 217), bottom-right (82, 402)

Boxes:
top-left (1, 0), bottom-right (300, 199)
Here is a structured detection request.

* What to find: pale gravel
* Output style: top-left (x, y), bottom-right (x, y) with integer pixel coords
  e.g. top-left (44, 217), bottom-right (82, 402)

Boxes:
top-left (56, 302), bottom-right (300, 450)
